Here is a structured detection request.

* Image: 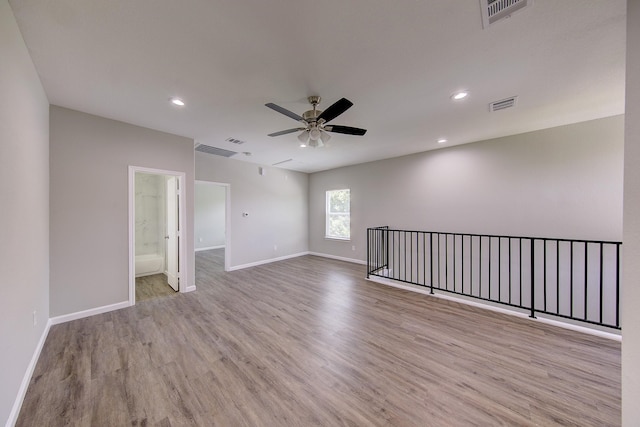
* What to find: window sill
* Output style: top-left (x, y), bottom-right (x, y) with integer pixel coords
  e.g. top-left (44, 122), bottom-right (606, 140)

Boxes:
top-left (325, 236), bottom-right (351, 242)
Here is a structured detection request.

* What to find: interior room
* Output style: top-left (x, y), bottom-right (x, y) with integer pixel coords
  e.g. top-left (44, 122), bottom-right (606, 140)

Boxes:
top-left (2, 0), bottom-right (639, 425)
top-left (135, 171), bottom-right (181, 302)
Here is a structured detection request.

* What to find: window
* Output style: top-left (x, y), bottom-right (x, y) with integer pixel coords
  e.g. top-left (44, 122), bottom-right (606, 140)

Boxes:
top-left (326, 189), bottom-right (350, 240)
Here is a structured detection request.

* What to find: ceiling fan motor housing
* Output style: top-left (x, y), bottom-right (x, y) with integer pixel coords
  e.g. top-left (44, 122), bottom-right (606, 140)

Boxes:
top-left (303, 109), bottom-right (322, 123)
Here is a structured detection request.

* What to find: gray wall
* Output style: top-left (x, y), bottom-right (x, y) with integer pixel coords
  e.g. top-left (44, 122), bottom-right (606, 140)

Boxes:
top-left (623, 1), bottom-right (640, 424)
top-left (50, 106), bottom-right (195, 316)
top-left (310, 116), bottom-right (624, 262)
top-left (195, 152), bottom-right (308, 268)
top-left (0, 1), bottom-right (50, 423)
top-left (195, 181), bottom-right (226, 250)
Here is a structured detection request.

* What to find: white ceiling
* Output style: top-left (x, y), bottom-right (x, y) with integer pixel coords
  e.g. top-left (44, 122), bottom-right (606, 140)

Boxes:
top-left (9, 0), bottom-right (626, 173)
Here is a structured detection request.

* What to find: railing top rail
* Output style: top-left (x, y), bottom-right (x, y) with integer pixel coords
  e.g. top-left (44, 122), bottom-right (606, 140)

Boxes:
top-left (367, 226), bottom-right (621, 245)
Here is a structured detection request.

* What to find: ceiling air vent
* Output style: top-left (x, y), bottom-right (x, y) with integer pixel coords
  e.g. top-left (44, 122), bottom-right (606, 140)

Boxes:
top-left (195, 144), bottom-right (237, 157)
top-left (225, 137), bottom-right (246, 145)
top-left (489, 96), bottom-right (518, 112)
top-left (481, 0), bottom-right (532, 28)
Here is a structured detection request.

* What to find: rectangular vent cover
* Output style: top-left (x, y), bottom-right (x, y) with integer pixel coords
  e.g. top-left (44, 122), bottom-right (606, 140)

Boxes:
top-left (225, 137), bottom-right (246, 145)
top-left (195, 144), bottom-right (237, 157)
top-left (481, 0), bottom-right (532, 28)
top-left (489, 96), bottom-right (518, 112)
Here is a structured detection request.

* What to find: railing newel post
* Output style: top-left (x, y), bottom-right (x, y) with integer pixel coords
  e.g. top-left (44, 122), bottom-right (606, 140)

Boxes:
top-left (366, 227), bottom-right (370, 278)
top-left (616, 243), bottom-right (620, 328)
top-left (530, 238), bottom-right (536, 319)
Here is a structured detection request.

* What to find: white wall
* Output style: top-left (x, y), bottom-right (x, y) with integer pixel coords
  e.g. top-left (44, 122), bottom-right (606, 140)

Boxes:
top-left (0, 1), bottom-right (50, 424)
top-left (50, 106), bottom-right (195, 317)
top-left (310, 116), bottom-right (624, 262)
top-left (195, 152), bottom-right (308, 268)
top-left (623, 1), bottom-right (640, 424)
top-left (195, 181), bottom-right (226, 250)
top-left (135, 173), bottom-right (165, 257)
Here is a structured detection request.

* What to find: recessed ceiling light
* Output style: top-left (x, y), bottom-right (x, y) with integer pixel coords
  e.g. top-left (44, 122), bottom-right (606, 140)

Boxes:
top-left (170, 97), bottom-right (185, 106)
top-left (451, 91), bottom-right (469, 100)
top-left (437, 138), bottom-right (447, 144)
top-left (299, 143), bottom-right (307, 148)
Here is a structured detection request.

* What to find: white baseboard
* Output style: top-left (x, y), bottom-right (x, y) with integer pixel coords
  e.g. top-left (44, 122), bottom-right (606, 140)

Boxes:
top-left (308, 252), bottom-right (366, 265)
top-left (228, 251), bottom-right (366, 271)
top-left (49, 301), bottom-right (130, 326)
top-left (184, 285), bottom-right (196, 293)
top-left (532, 316), bottom-right (621, 341)
top-left (195, 245), bottom-right (225, 252)
top-left (367, 276), bottom-right (621, 341)
top-left (6, 318), bottom-right (52, 427)
top-left (228, 252), bottom-right (309, 271)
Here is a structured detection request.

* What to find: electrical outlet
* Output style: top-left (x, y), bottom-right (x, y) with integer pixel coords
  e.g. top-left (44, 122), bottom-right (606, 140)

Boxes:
top-left (33, 311), bottom-right (37, 327)
top-left (199, 237), bottom-right (203, 243)
top-left (352, 245), bottom-right (356, 251)
top-left (274, 245), bottom-right (278, 251)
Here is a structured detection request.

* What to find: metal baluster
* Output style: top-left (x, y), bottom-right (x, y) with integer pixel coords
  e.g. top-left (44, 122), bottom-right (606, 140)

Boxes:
top-left (599, 242), bottom-right (604, 324)
top-left (543, 239), bottom-right (547, 313)
top-left (570, 241), bottom-right (574, 318)
top-left (508, 238), bottom-right (512, 304)
top-left (489, 237), bottom-right (492, 300)
top-left (430, 233), bottom-right (434, 294)
top-left (616, 243), bottom-right (620, 328)
top-left (454, 235), bottom-right (457, 292)
top-left (584, 242), bottom-right (588, 321)
top-left (445, 234), bottom-right (449, 290)
top-left (498, 237), bottom-right (502, 302)
top-left (519, 238), bottom-right (522, 306)
top-left (530, 239), bottom-right (536, 319)
top-left (556, 241), bottom-right (560, 316)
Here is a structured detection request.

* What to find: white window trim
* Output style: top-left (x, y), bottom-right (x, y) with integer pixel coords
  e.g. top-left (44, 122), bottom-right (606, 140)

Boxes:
top-left (325, 189), bottom-right (351, 241)
top-left (324, 236), bottom-right (351, 241)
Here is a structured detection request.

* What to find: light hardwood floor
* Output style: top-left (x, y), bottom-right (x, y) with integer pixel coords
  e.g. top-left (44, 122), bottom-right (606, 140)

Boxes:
top-left (136, 273), bottom-right (177, 302)
top-left (17, 249), bottom-right (620, 426)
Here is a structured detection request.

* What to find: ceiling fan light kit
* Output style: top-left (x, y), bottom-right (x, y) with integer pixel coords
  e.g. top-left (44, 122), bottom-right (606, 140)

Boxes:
top-left (309, 128), bottom-right (321, 140)
top-left (297, 130), bottom-right (310, 143)
top-left (266, 96), bottom-right (367, 148)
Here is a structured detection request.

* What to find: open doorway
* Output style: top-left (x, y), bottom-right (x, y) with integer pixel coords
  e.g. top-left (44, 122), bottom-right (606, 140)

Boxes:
top-left (128, 166), bottom-right (187, 305)
top-left (195, 181), bottom-right (230, 274)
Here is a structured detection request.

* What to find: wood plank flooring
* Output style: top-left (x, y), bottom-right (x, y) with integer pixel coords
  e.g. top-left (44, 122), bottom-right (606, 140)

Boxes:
top-left (136, 273), bottom-right (177, 302)
top-left (17, 249), bottom-right (621, 426)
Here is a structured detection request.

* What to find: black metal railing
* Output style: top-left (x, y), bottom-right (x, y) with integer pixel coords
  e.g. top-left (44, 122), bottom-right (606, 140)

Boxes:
top-left (367, 226), bottom-right (621, 329)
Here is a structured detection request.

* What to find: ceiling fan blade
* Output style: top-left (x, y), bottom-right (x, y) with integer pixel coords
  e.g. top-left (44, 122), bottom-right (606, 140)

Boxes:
top-left (265, 103), bottom-right (304, 121)
top-left (268, 128), bottom-right (304, 137)
top-left (325, 125), bottom-right (367, 136)
top-left (317, 98), bottom-right (353, 123)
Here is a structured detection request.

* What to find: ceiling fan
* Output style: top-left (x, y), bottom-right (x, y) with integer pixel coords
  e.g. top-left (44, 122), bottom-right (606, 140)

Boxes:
top-left (266, 96), bottom-right (367, 148)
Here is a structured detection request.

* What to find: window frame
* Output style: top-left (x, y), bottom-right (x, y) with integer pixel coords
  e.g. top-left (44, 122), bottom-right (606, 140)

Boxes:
top-left (325, 188), bottom-right (351, 241)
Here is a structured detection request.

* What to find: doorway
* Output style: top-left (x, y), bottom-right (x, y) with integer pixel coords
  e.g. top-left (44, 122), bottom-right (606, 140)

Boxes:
top-left (128, 166), bottom-right (187, 305)
top-left (195, 181), bottom-right (230, 273)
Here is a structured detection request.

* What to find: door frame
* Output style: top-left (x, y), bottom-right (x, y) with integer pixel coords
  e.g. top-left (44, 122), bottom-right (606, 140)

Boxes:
top-left (195, 180), bottom-right (231, 271)
top-left (165, 175), bottom-right (179, 291)
top-left (128, 166), bottom-right (188, 305)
